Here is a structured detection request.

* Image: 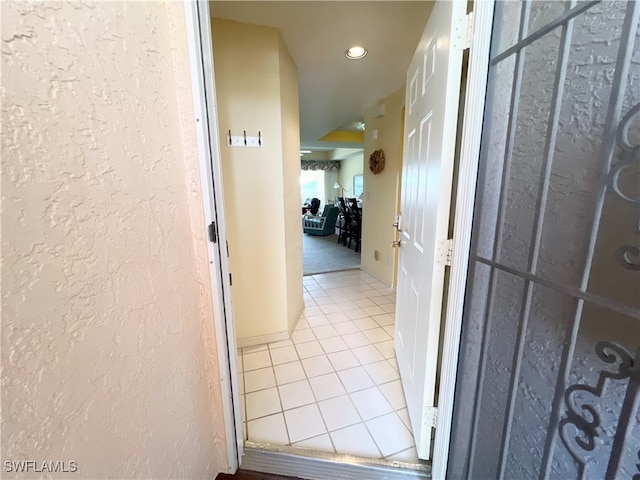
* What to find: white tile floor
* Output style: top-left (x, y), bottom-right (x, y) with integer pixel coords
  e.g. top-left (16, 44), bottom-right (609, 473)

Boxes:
top-left (239, 269), bottom-right (420, 463)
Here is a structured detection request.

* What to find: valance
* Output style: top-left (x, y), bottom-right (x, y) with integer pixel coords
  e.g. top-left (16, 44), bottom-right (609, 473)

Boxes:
top-left (301, 160), bottom-right (341, 172)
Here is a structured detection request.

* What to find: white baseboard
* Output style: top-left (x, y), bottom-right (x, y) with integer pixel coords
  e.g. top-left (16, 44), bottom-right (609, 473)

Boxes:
top-left (237, 297), bottom-right (304, 349)
top-left (237, 331), bottom-right (289, 349)
top-left (288, 303), bottom-right (304, 336)
top-left (359, 265), bottom-right (396, 293)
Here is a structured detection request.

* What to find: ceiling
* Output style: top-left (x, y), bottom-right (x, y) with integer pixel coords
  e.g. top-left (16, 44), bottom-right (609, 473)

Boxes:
top-left (210, 1), bottom-right (434, 156)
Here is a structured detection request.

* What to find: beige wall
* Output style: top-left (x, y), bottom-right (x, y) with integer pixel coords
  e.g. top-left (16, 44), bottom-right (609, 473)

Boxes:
top-left (324, 170), bottom-right (339, 205)
top-left (361, 88), bottom-right (405, 287)
top-left (211, 19), bottom-right (303, 342)
top-left (1, 2), bottom-right (228, 478)
top-left (278, 36), bottom-right (305, 334)
top-left (338, 154), bottom-right (364, 198)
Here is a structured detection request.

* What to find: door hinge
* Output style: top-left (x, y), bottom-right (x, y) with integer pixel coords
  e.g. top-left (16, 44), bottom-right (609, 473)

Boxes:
top-left (424, 406), bottom-right (438, 429)
top-left (208, 221), bottom-right (217, 243)
top-left (229, 273), bottom-right (233, 286)
top-left (453, 11), bottom-right (474, 50)
top-left (437, 238), bottom-right (454, 266)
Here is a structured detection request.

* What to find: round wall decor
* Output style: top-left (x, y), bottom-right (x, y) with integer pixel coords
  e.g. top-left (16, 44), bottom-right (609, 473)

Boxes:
top-left (369, 149), bottom-right (385, 174)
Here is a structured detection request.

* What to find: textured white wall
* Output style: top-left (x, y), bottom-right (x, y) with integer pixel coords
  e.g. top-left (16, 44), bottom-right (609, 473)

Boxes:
top-left (1, 2), bottom-right (228, 478)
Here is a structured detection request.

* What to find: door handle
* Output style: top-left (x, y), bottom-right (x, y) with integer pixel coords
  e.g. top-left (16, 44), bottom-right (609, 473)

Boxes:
top-left (392, 240), bottom-right (402, 248)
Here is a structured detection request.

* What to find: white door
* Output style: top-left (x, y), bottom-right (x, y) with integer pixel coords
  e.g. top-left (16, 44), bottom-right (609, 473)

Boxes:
top-left (395, 0), bottom-right (466, 460)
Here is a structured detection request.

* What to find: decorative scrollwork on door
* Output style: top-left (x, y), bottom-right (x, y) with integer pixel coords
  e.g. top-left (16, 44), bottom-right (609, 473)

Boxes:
top-left (559, 342), bottom-right (640, 478)
top-left (609, 103), bottom-right (640, 270)
top-left (617, 246), bottom-right (640, 271)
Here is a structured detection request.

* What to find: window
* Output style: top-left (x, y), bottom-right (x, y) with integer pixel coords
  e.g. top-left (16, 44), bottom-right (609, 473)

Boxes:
top-left (300, 170), bottom-right (325, 203)
top-left (353, 174), bottom-right (364, 197)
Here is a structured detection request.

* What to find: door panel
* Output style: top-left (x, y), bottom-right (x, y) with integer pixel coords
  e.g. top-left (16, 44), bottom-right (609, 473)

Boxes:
top-left (395, 0), bottom-right (466, 460)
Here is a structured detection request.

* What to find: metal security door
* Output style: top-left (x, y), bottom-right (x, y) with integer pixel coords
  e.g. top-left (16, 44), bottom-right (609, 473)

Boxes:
top-left (449, 1), bottom-right (640, 479)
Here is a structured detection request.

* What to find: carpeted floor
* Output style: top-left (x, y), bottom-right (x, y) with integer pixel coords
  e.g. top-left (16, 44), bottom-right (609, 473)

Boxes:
top-left (303, 233), bottom-right (360, 276)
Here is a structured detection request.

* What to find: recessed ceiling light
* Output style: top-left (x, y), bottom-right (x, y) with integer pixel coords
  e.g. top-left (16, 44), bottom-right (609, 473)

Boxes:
top-left (345, 46), bottom-right (367, 60)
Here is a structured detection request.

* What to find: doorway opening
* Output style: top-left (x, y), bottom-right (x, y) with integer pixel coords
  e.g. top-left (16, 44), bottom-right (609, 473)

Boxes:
top-left (190, 0), bottom-right (493, 478)
top-left (301, 163), bottom-right (362, 276)
top-left (214, 0), bottom-right (456, 470)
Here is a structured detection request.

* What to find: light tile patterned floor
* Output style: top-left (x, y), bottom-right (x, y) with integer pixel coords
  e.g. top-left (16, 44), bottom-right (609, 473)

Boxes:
top-left (239, 269), bottom-right (420, 463)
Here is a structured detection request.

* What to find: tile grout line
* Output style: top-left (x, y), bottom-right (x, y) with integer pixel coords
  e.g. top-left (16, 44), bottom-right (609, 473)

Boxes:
top-left (243, 398), bottom-right (410, 432)
top-left (339, 355), bottom-right (397, 459)
top-left (330, 351), bottom-right (385, 459)
top-left (243, 364), bottom-right (402, 396)
top-left (294, 290), bottom-right (377, 452)
top-left (245, 270), bottom-right (414, 462)
top-left (273, 328), bottom-right (329, 450)
top-left (267, 343), bottom-right (292, 447)
top-left (329, 280), bottom-right (404, 459)
top-left (293, 318), bottom-right (338, 453)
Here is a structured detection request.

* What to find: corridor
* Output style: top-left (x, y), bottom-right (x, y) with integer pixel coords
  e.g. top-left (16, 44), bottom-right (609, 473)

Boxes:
top-left (239, 269), bottom-right (419, 463)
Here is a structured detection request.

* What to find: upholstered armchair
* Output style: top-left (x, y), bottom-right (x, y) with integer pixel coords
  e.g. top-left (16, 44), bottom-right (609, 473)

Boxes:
top-left (303, 205), bottom-right (340, 236)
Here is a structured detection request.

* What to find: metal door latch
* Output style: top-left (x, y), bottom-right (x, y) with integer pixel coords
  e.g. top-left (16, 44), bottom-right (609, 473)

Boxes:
top-left (437, 238), bottom-right (454, 266)
top-left (208, 221), bottom-right (217, 243)
top-left (392, 213), bottom-right (403, 232)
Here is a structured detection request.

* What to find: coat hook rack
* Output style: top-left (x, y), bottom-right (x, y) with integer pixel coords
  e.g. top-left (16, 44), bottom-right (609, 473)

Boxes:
top-left (227, 129), bottom-right (264, 148)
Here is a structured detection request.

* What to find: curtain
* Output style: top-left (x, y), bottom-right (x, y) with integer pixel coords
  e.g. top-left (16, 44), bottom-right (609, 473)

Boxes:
top-left (301, 160), bottom-right (341, 171)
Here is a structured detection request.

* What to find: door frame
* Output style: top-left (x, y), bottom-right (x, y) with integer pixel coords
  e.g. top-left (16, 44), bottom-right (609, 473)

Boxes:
top-left (183, 0), bottom-right (494, 477)
top-left (183, 0), bottom-right (242, 473)
top-left (431, 1), bottom-right (494, 477)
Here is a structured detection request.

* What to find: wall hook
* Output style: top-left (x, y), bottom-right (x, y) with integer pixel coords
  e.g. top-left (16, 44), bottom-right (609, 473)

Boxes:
top-left (227, 130), bottom-right (263, 148)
